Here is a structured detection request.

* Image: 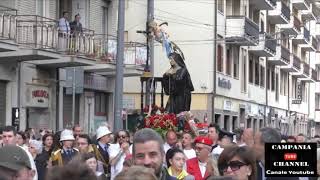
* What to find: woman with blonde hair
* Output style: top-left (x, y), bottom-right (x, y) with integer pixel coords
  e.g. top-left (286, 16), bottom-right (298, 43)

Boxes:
top-left (206, 156), bottom-right (220, 178)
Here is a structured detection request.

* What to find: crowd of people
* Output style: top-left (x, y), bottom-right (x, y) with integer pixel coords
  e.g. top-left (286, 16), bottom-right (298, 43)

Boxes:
top-left (0, 123), bottom-right (320, 180)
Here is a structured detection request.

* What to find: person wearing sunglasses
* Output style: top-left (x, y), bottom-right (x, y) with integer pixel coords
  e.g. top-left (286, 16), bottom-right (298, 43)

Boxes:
top-left (109, 130), bottom-right (131, 180)
top-left (217, 145), bottom-right (256, 180)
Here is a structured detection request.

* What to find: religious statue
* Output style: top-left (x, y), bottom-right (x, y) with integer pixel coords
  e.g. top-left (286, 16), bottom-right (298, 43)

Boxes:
top-left (147, 20), bottom-right (194, 114)
top-left (163, 52), bottom-right (194, 114)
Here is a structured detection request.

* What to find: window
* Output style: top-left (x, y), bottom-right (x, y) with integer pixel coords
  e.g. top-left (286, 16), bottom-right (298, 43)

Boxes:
top-left (218, 0), bottom-right (224, 13)
top-left (95, 92), bottom-right (108, 116)
top-left (233, 46), bottom-right (239, 78)
top-left (271, 68), bottom-right (275, 91)
top-left (292, 78), bottom-right (297, 98)
top-left (276, 73), bottom-right (279, 101)
top-left (224, 115), bottom-right (229, 130)
top-left (315, 94), bottom-right (320, 110)
top-left (255, 59), bottom-right (260, 86)
top-left (301, 82), bottom-right (307, 102)
top-left (232, 116), bottom-right (238, 131)
top-left (247, 118), bottom-right (252, 128)
top-left (217, 44), bottom-right (224, 72)
top-left (241, 49), bottom-right (247, 92)
top-left (260, 65), bottom-right (265, 87)
top-left (226, 46), bottom-right (232, 75)
top-left (280, 71), bottom-right (288, 96)
top-left (249, 56), bottom-right (254, 83)
top-left (267, 67), bottom-right (270, 90)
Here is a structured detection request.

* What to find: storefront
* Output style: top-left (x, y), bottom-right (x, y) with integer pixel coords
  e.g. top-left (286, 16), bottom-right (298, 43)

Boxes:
top-left (25, 84), bottom-right (51, 129)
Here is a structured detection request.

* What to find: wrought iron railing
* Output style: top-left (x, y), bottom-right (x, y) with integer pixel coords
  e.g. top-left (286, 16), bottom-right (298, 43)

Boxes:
top-left (292, 54), bottom-right (301, 70)
top-left (0, 6), bottom-right (17, 39)
top-left (244, 16), bottom-right (259, 38)
top-left (265, 33), bottom-right (276, 53)
top-left (281, 45), bottom-right (290, 63)
top-left (94, 34), bottom-right (147, 66)
top-left (0, 13), bottom-right (147, 65)
top-left (281, 2), bottom-right (291, 21)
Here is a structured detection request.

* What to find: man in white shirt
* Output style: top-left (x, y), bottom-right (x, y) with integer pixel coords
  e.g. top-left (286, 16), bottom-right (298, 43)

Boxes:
top-left (163, 130), bottom-right (178, 154)
top-left (58, 11), bottom-right (70, 51)
top-left (58, 11), bottom-right (70, 34)
top-left (182, 132), bottom-right (196, 159)
top-left (109, 130), bottom-right (130, 180)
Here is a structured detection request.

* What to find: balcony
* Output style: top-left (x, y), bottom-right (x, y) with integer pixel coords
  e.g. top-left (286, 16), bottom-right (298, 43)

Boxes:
top-left (225, 16), bottom-right (259, 46)
top-left (300, 36), bottom-right (317, 51)
top-left (300, 68), bottom-right (318, 82)
top-left (268, 1), bottom-right (290, 24)
top-left (279, 15), bottom-right (301, 35)
top-left (0, 14), bottom-right (146, 69)
top-left (292, 0), bottom-right (310, 10)
top-left (292, 26), bottom-right (310, 45)
top-left (268, 45), bottom-right (290, 65)
top-left (250, 0), bottom-right (276, 10)
top-left (301, 3), bottom-right (318, 21)
top-left (280, 54), bottom-right (301, 73)
top-left (248, 33), bottom-right (276, 57)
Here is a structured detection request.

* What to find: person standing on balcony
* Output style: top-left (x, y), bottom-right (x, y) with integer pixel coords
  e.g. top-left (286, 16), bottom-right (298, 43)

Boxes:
top-left (58, 11), bottom-right (70, 51)
top-left (58, 11), bottom-right (70, 35)
top-left (70, 14), bottom-right (83, 35)
top-left (69, 14), bottom-right (83, 52)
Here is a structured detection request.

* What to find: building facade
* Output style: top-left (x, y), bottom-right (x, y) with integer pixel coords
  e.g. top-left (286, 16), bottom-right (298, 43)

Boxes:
top-left (124, 0), bottom-right (320, 136)
top-left (0, 0), bottom-right (145, 132)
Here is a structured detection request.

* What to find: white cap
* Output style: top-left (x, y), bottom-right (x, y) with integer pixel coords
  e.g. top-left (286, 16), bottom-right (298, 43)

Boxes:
top-left (96, 126), bottom-right (112, 140)
top-left (60, 129), bottom-right (75, 141)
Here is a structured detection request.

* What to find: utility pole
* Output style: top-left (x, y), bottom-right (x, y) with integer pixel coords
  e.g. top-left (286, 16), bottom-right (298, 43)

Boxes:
top-left (145, 0), bottom-right (154, 106)
top-left (212, 1), bottom-right (217, 123)
top-left (114, 0), bottom-right (125, 131)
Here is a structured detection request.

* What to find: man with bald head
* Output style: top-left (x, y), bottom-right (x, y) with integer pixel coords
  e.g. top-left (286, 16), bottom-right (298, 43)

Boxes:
top-left (163, 130), bottom-right (178, 154)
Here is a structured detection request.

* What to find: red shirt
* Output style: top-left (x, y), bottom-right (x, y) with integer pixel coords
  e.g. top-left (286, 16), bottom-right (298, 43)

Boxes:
top-left (186, 157), bottom-right (210, 180)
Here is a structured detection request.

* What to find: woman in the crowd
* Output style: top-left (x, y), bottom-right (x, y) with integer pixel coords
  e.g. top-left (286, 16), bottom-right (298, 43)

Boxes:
top-left (81, 152), bottom-right (107, 180)
top-left (217, 145), bottom-right (256, 180)
top-left (28, 139), bottom-right (43, 159)
top-left (36, 134), bottom-right (54, 180)
top-left (206, 156), bottom-right (220, 178)
top-left (166, 148), bottom-right (194, 180)
top-left (16, 131), bottom-right (27, 147)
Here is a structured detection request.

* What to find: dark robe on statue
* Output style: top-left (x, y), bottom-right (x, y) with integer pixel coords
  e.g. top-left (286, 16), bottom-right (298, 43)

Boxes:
top-left (163, 52), bottom-right (194, 114)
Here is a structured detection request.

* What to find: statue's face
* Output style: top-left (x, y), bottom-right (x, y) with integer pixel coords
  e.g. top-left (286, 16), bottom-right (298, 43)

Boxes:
top-left (170, 59), bottom-right (177, 67)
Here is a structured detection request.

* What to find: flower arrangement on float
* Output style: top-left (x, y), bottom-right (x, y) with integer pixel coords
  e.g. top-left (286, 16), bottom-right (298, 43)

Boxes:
top-left (143, 106), bottom-right (208, 137)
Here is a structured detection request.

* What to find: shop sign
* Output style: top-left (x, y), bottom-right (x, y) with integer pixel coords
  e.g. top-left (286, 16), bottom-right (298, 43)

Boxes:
top-left (223, 100), bottom-right (232, 111)
top-left (218, 78), bottom-right (231, 89)
top-left (26, 85), bottom-right (50, 108)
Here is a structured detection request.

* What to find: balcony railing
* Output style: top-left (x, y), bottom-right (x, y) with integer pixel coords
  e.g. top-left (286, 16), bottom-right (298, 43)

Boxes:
top-left (281, 45), bottom-right (290, 63)
top-left (303, 63), bottom-right (310, 75)
top-left (0, 6), bottom-right (17, 39)
top-left (293, 54), bottom-right (301, 70)
top-left (282, 2), bottom-right (291, 21)
top-left (0, 14), bottom-right (147, 65)
top-left (0, 5), bottom-right (17, 15)
top-left (265, 33), bottom-right (277, 53)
